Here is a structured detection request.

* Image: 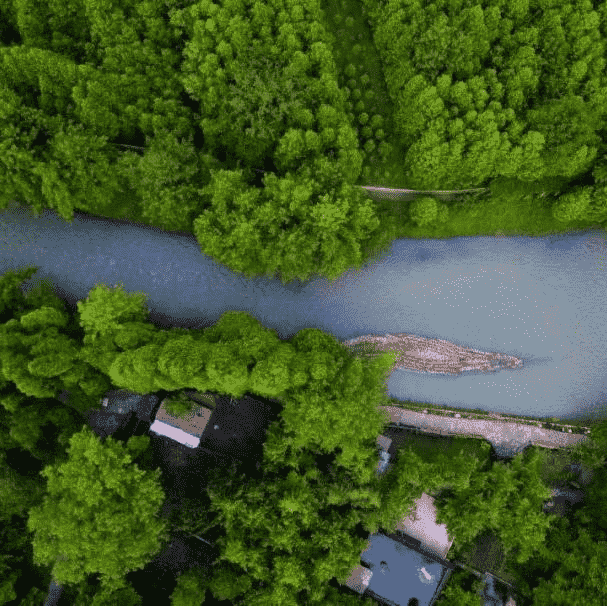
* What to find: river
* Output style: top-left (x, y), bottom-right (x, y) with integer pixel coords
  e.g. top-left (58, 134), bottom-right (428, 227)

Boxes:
top-left (1, 201), bottom-right (606, 424)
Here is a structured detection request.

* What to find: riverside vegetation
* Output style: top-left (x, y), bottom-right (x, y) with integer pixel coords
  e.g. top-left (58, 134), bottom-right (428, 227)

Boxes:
top-left (0, 269), bottom-right (606, 606)
top-left (1, 0), bottom-right (607, 604)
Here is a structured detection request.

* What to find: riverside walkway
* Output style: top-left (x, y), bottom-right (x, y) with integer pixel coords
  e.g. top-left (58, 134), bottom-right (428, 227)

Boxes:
top-left (379, 406), bottom-right (591, 457)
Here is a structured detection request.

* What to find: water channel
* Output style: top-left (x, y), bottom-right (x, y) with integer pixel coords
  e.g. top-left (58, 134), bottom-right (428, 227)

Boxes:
top-left (1, 200), bottom-right (606, 424)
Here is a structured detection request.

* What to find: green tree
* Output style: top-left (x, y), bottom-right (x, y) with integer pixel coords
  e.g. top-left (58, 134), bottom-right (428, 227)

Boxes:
top-left (205, 340), bottom-right (251, 397)
top-left (551, 187), bottom-right (593, 223)
top-left (0, 449), bottom-right (46, 604)
top-left (170, 568), bottom-right (209, 605)
top-left (409, 196), bottom-right (440, 227)
top-left (528, 526), bottom-right (607, 605)
top-left (156, 334), bottom-right (212, 392)
top-left (249, 342), bottom-right (297, 398)
top-left (26, 426), bottom-right (170, 590)
top-left (32, 121), bottom-right (128, 221)
top-left (435, 567), bottom-right (484, 605)
top-left (77, 284), bottom-right (150, 344)
top-left (108, 343), bottom-right (163, 394)
top-left (207, 562), bottom-right (252, 602)
top-left (433, 446), bottom-right (554, 565)
top-left (205, 442), bottom-right (377, 606)
top-left (0, 266), bottom-right (38, 325)
top-left (112, 321), bottom-right (159, 351)
top-left (130, 129), bottom-right (207, 232)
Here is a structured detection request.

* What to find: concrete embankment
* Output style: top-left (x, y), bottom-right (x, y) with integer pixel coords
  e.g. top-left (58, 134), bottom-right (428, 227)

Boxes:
top-left (380, 406), bottom-right (590, 458)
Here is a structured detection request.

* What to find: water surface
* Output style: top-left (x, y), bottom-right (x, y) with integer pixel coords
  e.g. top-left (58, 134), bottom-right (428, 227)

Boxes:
top-left (1, 201), bottom-right (606, 423)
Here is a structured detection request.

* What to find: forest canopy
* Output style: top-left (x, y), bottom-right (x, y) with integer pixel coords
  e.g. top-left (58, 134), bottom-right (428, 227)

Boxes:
top-left (0, 0), bottom-right (605, 283)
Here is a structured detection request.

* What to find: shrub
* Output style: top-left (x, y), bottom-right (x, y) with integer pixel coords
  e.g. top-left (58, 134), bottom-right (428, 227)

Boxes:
top-left (370, 114), bottom-right (384, 130)
top-left (364, 140), bottom-right (376, 154)
top-left (409, 196), bottom-right (439, 227)
top-left (361, 126), bottom-right (373, 139)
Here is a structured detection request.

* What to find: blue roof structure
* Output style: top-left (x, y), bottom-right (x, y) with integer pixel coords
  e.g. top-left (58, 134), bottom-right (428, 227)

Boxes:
top-left (343, 434), bottom-right (456, 606)
top-left (360, 533), bottom-right (453, 606)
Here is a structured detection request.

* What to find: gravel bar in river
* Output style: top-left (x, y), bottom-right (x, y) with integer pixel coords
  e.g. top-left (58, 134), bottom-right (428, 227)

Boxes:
top-left (341, 332), bottom-right (523, 375)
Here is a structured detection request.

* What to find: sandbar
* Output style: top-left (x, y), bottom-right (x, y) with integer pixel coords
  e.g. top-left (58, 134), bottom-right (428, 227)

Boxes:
top-left (341, 332), bottom-right (523, 375)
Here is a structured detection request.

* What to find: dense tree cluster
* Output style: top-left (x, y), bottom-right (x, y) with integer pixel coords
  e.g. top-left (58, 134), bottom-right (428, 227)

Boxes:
top-left (362, 0), bottom-right (607, 190)
top-left (2, 0), bottom-right (607, 279)
top-left (26, 425), bottom-right (169, 594)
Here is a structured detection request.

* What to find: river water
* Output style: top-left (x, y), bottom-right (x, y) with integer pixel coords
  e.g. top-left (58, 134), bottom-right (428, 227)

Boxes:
top-left (1, 201), bottom-right (606, 423)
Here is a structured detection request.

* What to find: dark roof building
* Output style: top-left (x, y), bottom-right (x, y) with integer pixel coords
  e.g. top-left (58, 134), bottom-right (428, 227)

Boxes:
top-left (150, 391), bottom-right (274, 463)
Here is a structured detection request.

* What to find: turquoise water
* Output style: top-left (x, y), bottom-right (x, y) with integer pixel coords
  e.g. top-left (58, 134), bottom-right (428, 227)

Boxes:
top-left (1, 201), bottom-right (606, 423)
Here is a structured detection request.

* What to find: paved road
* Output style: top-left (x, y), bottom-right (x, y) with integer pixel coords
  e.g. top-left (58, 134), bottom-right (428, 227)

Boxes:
top-left (380, 406), bottom-right (590, 459)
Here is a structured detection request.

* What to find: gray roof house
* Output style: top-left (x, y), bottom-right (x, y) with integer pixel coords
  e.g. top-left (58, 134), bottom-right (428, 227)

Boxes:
top-left (150, 392), bottom-right (218, 449)
top-left (343, 434), bottom-right (457, 606)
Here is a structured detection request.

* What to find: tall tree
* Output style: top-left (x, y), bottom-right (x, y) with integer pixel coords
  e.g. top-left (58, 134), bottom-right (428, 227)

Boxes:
top-left (432, 446), bottom-right (554, 565)
top-left (26, 426), bottom-right (170, 592)
top-left (77, 283), bottom-right (150, 344)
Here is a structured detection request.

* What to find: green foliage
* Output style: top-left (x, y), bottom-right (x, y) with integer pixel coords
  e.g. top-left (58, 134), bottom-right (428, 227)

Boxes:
top-left (89, 583), bottom-right (143, 606)
top-left (0, 449), bottom-right (45, 522)
top-left (170, 568), bottom-right (208, 606)
top-left (108, 343), bottom-right (162, 394)
top-left (157, 335), bottom-right (210, 391)
top-left (432, 446), bottom-right (554, 565)
top-left (112, 321), bottom-right (159, 351)
top-left (26, 426), bottom-right (169, 587)
top-left (205, 341), bottom-right (250, 398)
top-left (163, 391), bottom-right (196, 418)
top-left (409, 196), bottom-right (440, 227)
top-left (374, 0), bottom-right (607, 188)
top-left (566, 418), bottom-right (607, 470)
top-left (551, 185), bottom-right (607, 226)
top-left (435, 567), bottom-right (484, 605)
top-left (125, 434), bottom-right (151, 463)
top-left (552, 187), bottom-right (593, 223)
top-left (0, 573), bottom-right (18, 606)
top-left (35, 121), bottom-right (127, 221)
top-left (206, 442), bottom-right (376, 605)
top-left (207, 562), bottom-right (252, 601)
top-left (19, 306), bottom-right (68, 331)
top-left (128, 129), bottom-right (207, 232)
top-left (522, 524), bottom-right (607, 605)
top-left (77, 284), bottom-right (150, 344)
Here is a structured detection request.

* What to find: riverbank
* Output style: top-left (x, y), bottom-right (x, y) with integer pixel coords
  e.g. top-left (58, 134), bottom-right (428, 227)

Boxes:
top-left (382, 396), bottom-right (593, 437)
top-left (340, 333), bottom-right (594, 436)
